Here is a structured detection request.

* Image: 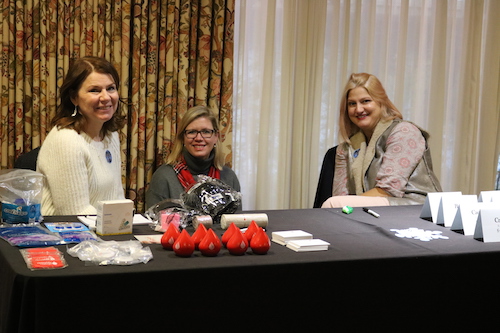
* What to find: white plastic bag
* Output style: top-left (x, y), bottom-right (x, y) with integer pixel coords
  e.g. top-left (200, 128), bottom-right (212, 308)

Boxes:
top-left (67, 240), bottom-right (153, 265)
top-left (0, 169), bottom-right (44, 223)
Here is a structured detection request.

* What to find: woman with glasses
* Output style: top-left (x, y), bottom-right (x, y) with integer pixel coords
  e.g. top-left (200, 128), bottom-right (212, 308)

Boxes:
top-left (315, 73), bottom-right (442, 208)
top-left (145, 105), bottom-right (240, 209)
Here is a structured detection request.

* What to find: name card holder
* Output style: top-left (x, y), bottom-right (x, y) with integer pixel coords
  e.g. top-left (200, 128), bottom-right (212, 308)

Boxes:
top-left (421, 192), bottom-right (462, 224)
top-left (436, 192), bottom-right (465, 227)
top-left (478, 190), bottom-right (500, 203)
top-left (473, 207), bottom-right (500, 242)
top-left (451, 196), bottom-right (493, 236)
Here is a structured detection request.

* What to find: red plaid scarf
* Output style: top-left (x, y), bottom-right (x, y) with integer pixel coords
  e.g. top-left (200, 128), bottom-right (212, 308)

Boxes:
top-left (173, 158), bottom-right (220, 191)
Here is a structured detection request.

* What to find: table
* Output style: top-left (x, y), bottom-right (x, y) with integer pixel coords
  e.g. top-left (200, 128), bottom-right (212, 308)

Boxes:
top-left (1, 205), bottom-right (500, 332)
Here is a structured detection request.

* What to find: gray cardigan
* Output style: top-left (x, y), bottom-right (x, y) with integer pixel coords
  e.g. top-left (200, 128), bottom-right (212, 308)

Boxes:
top-left (342, 119), bottom-right (442, 205)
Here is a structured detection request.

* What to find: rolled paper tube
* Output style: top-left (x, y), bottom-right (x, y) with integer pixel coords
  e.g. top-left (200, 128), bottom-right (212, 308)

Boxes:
top-left (193, 215), bottom-right (213, 230)
top-left (220, 213), bottom-right (268, 230)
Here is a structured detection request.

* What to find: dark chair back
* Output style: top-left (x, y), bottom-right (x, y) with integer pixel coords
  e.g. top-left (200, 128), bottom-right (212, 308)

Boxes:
top-left (14, 147), bottom-right (41, 171)
top-left (313, 145), bottom-right (337, 208)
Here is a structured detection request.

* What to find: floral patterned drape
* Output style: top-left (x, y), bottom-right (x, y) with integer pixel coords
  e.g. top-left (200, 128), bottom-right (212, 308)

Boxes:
top-left (0, 0), bottom-right (235, 213)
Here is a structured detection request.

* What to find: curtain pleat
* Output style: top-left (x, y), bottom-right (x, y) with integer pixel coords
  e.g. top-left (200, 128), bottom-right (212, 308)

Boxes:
top-left (0, 0), bottom-right (235, 213)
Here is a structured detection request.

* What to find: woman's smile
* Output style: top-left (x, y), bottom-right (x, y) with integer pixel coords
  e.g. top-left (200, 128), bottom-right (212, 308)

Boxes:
top-left (347, 87), bottom-right (382, 140)
top-left (183, 117), bottom-right (218, 159)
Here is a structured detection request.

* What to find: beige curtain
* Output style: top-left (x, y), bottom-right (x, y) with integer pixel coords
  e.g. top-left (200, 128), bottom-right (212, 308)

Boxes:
top-left (234, 0), bottom-right (500, 210)
top-left (0, 0), bottom-right (235, 213)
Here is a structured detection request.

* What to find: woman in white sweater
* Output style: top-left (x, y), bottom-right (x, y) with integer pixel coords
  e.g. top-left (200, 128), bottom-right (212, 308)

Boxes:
top-left (37, 56), bottom-right (126, 215)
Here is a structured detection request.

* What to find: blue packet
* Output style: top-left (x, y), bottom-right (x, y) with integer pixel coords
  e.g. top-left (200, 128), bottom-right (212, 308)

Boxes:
top-left (2, 201), bottom-right (42, 224)
top-left (43, 222), bottom-right (98, 243)
top-left (44, 222), bottom-right (89, 233)
top-left (0, 225), bottom-right (65, 247)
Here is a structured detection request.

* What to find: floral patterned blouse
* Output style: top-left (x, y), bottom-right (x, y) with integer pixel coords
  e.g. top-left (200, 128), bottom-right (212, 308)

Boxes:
top-left (333, 121), bottom-right (426, 198)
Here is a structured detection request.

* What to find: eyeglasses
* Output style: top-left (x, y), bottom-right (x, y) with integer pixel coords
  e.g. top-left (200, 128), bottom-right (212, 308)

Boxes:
top-left (184, 129), bottom-right (216, 139)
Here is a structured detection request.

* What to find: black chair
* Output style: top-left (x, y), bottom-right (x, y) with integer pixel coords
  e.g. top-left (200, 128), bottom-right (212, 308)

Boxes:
top-left (14, 147), bottom-right (41, 171)
top-left (313, 145), bottom-right (337, 208)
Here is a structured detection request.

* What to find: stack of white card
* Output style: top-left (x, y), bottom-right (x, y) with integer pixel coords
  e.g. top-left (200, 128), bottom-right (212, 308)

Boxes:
top-left (286, 239), bottom-right (330, 252)
top-left (271, 230), bottom-right (313, 245)
top-left (271, 230), bottom-right (330, 252)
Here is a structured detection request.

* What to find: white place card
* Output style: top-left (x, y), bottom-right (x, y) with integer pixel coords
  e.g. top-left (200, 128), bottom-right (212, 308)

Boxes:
top-left (478, 190), bottom-right (500, 203)
top-left (271, 230), bottom-right (313, 245)
top-left (286, 239), bottom-right (330, 252)
top-left (473, 207), bottom-right (500, 242)
top-left (420, 192), bottom-right (462, 223)
top-left (436, 192), bottom-right (464, 227)
top-left (78, 214), bottom-right (151, 230)
top-left (451, 197), bottom-right (493, 236)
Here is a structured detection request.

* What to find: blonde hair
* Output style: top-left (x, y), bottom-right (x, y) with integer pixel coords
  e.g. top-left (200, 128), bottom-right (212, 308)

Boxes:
top-left (166, 105), bottom-right (225, 169)
top-left (339, 73), bottom-right (402, 143)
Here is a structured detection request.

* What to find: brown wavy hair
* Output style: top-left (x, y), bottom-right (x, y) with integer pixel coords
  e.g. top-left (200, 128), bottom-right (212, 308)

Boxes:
top-left (339, 73), bottom-right (402, 143)
top-left (51, 56), bottom-right (126, 137)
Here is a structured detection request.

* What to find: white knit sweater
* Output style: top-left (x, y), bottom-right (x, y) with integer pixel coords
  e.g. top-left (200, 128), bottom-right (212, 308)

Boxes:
top-left (37, 127), bottom-right (125, 215)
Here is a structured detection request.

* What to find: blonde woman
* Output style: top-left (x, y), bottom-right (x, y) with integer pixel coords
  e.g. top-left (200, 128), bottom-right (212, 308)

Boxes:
top-left (316, 73), bottom-right (442, 208)
top-left (146, 106), bottom-right (240, 209)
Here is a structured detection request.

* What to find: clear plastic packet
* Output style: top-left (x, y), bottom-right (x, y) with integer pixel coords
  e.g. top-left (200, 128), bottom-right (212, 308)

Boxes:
top-left (43, 222), bottom-right (100, 243)
top-left (0, 169), bottom-right (44, 223)
top-left (67, 240), bottom-right (153, 266)
top-left (181, 175), bottom-right (242, 223)
top-left (20, 246), bottom-right (67, 270)
top-left (0, 224), bottom-right (65, 247)
top-left (145, 199), bottom-right (190, 231)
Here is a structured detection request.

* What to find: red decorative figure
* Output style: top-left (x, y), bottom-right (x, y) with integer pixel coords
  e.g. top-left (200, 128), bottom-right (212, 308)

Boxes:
top-left (161, 223), bottom-right (180, 250)
top-left (250, 227), bottom-right (271, 255)
top-left (191, 223), bottom-right (208, 250)
top-left (199, 229), bottom-right (222, 257)
top-left (244, 220), bottom-right (260, 243)
top-left (173, 229), bottom-right (195, 257)
top-left (226, 228), bottom-right (249, 256)
top-left (222, 222), bottom-right (238, 247)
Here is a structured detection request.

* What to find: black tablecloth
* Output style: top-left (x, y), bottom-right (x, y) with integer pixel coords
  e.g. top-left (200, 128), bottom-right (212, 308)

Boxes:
top-left (1, 205), bottom-right (500, 331)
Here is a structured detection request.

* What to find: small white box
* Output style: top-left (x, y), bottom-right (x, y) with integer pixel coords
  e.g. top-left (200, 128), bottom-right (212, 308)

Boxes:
top-left (96, 199), bottom-right (134, 236)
